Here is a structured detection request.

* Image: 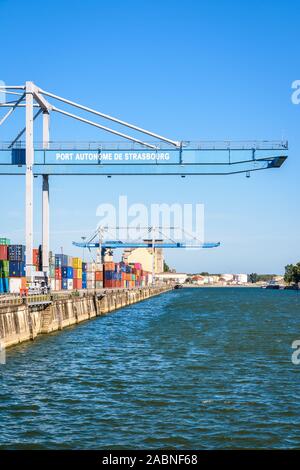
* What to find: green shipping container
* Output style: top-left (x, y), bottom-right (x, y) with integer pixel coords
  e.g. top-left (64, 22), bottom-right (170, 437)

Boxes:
top-left (0, 260), bottom-right (9, 278)
top-left (0, 238), bottom-right (10, 245)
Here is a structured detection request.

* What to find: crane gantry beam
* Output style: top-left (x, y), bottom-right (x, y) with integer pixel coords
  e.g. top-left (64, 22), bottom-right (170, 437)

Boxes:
top-left (0, 81), bottom-right (288, 283)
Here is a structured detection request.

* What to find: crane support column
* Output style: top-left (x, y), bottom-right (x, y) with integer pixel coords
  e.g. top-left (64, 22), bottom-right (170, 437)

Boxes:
top-left (42, 111), bottom-right (50, 276)
top-left (25, 81), bottom-right (34, 279)
top-left (42, 175), bottom-right (49, 275)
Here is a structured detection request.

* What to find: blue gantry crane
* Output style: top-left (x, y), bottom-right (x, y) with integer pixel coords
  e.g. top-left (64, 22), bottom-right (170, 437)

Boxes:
top-left (73, 226), bottom-right (220, 282)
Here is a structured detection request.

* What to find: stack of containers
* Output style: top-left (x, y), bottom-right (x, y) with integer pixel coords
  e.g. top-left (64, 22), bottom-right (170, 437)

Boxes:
top-left (62, 255), bottom-right (73, 290)
top-left (54, 254), bottom-right (63, 290)
top-left (8, 244), bottom-right (26, 293)
top-left (95, 263), bottom-right (103, 289)
top-left (85, 262), bottom-right (103, 289)
top-left (103, 261), bottom-right (115, 288)
top-left (0, 238), bottom-right (10, 293)
top-left (82, 262), bottom-right (87, 289)
top-left (73, 257), bottom-right (82, 290)
top-left (86, 262), bottom-right (96, 290)
top-left (49, 253), bottom-right (56, 291)
top-left (33, 248), bottom-right (40, 272)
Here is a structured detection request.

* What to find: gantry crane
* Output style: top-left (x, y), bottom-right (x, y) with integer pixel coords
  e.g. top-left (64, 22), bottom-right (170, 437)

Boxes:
top-left (73, 226), bottom-right (220, 283)
top-left (0, 82), bottom-right (288, 281)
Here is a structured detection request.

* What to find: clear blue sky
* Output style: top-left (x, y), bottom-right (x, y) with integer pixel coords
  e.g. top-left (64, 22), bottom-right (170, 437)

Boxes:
top-left (0, 0), bottom-right (299, 274)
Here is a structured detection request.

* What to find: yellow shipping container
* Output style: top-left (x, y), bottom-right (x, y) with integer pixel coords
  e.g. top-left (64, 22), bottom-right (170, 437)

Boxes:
top-left (72, 258), bottom-right (82, 269)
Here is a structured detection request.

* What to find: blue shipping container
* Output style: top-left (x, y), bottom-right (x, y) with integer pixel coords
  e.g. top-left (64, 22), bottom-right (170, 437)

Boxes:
top-left (55, 257), bottom-right (62, 268)
top-left (8, 245), bottom-right (26, 262)
top-left (62, 279), bottom-right (68, 290)
top-left (104, 270), bottom-right (114, 280)
top-left (55, 254), bottom-right (68, 267)
top-left (2, 278), bottom-right (9, 293)
top-left (9, 261), bottom-right (25, 277)
top-left (82, 281), bottom-right (87, 289)
top-left (82, 262), bottom-right (87, 272)
top-left (82, 272), bottom-right (87, 281)
top-left (62, 266), bottom-right (73, 279)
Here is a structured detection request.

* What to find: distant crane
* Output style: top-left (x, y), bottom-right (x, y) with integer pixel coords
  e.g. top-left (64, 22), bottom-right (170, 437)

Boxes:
top-left (73, 226), bottom-right (220, 284)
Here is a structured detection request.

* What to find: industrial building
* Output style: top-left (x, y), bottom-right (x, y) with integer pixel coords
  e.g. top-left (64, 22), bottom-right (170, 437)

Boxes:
top-left (122, 241), bottom-right (164, 274)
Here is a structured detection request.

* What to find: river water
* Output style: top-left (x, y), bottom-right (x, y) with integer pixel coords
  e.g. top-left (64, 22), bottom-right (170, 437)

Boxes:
top-left (1, 287), bottom-right (300, 449)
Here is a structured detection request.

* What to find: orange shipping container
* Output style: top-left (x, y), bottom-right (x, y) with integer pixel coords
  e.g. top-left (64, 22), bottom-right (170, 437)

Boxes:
top-left (95, 271), bottom-right (103, 281)
top-left (73, 268), bottom-right (82, 279)
top-left (73, 279), bottom-right (82, 290)
top-left (104, 262), bottom-right (115, 271)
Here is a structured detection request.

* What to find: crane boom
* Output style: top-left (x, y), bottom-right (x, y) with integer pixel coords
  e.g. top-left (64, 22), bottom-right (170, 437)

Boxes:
top-left (73, 241), bottom-right (220, 249)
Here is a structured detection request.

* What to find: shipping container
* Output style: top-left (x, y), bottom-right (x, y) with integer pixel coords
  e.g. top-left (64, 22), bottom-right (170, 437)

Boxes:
top-left (33, 248), bottom-right (39, 266)
top-left (0, 245), bottom-right (8, 260)
top-left (95, 271), bottom-right (103, 281)
top-left (82, 262), bottom-right (87, 272)
top-left (55, 268), bottom-right (62, 280)
top-left (0, 278), bottom-right (9, 293)
top-left (104, 262), bottom-right (115, 271)
top-left (0, 238), bottom-right (10, 245)
top-left (73, 279), bottom-right (82, 290)
top-left (104, 270), bottom-right (114, 280)
top-left (55, 280), bottom-right (62, 291)
top-left (55, 254), bottom-right (68, 267)
top-left (62, 266), bottom-right (73, 279)
top-left (67, 279), bottom-right (73, 290)
top-left (72, 257), bottom-right (82, 269)
top-left (9, 261), bottom-right (25, 277)
top-left (8, 245), bottom-right (25, 262)
top-left (49, 265), bottom-right (55, 278)
top-left (86, 271), bottom-right (95, 281)
top-left (0, 260), bottom-right (9, 278)
top-left (73, 268), bottom-right (82, 279)
top-left (9, 277), bottom-right (26, 294)
top-left (62, 279), bottom-right (68, 290)
top-left (95, 281), bottom-right (103, 289)
top-left (87, 280), bottom-right (95, 289)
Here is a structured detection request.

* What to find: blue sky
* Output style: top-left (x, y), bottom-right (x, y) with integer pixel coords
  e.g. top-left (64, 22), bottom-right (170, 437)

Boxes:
top-left (0, 0), bottom-right (299, 274)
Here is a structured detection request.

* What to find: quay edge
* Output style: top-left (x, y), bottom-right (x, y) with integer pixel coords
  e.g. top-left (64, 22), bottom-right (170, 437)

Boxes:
top-left (0, 286), bottom-right (171, 349)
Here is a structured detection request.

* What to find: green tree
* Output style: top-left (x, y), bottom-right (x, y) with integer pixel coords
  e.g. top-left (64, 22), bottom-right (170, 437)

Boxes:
top-left (284, 263), bottom-right (300, 285)
top-left (163, 261), bottom-right (170, 272)
top-left (249, 273), bottom-right (258, 283)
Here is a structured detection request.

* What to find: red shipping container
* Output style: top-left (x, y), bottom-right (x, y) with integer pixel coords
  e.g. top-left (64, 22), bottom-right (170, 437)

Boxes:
top-left (33, 248), bottom-right (39, 266)
top-left (95, 271), bottom-right (103, 281)
top-left (55, 268), bottom-right (62, 280)
top-left (73, 279), bottom-right (82, 290)
top-left (0, 245), bottom-right (8, 260)
top-left (104, 280), bottom-right (113, 288)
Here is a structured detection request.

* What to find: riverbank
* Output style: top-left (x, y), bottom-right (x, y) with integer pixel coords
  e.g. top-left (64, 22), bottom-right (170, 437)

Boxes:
top-left (182, 283), bottom-right (260, 288)
top-left (0, 286), bottom-right (171, 349)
